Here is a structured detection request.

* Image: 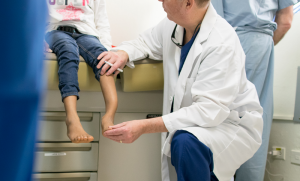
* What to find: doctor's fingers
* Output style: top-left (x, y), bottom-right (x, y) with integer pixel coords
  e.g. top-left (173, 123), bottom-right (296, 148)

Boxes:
top-left (109, 122), bottom-right (127, 129)
top-left (99, 53), bottom-right (120, 75)
top-left (105, 56), bottom-right (126, 76)
top-left (105, 135), bottom-right (124, 141)
top-left (106, 135), bottom-right (132, 144)
top-left (97, 51), bottom-right (111, 62)
top-left (108, 137), bottom-right (130, 144)
top-left (97, 52), bottom-right (117, 71)
top-left (96, 52), bottom-right (109, 68)
top-left (102, 132), bottom-right (130, 143)
top-left (104, 127), bottom-right (127, 136)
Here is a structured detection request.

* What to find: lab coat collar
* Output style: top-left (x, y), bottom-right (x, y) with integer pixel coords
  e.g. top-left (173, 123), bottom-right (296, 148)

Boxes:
top-left (172, 3), bottom-right (217, 71)
top-left (198, 3), bottom-right (218, 43)
top-left (172, 4), bottom-right (218, 112)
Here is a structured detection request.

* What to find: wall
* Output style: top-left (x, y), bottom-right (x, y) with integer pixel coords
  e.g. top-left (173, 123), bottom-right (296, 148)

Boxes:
top-left (265, 120), bottom-right (300, 181)
top-left (273, 12), bottom-right (300, 119)
top-left (264, 12), bottom-right (300, 181)
top-left (105, 0), bottom-right (167, 46)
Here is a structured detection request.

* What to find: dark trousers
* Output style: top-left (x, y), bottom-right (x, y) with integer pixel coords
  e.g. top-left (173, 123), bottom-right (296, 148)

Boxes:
top-left (171, 130), bottom-right (219, 181)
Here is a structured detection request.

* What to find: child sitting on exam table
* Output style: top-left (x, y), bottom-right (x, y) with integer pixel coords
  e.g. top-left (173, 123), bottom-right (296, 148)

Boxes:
top-left (44, 0), bottom-right (116, 143)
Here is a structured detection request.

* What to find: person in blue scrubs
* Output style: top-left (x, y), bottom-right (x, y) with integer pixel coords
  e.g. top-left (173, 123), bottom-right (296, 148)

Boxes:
top-left (211, 0), bottom-right (298, 181)
top-left (0, 1), bottom-right (47, 181)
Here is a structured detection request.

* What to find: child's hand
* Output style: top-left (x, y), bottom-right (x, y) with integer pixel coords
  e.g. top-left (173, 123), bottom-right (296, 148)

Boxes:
top-left (44, 41), bottom-right (53, 53)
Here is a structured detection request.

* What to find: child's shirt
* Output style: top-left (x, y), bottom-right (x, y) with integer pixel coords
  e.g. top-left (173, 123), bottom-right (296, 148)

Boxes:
top-left (46, 0), bottom-right (112, 50)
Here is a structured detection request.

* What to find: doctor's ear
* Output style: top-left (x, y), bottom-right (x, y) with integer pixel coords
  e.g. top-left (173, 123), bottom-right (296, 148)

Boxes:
top-left (185, 0), bottom-right (194, 9)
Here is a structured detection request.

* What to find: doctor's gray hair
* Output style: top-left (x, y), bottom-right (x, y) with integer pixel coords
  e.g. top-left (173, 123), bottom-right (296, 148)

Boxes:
top-left (195, 0), bottom-right (210, 7)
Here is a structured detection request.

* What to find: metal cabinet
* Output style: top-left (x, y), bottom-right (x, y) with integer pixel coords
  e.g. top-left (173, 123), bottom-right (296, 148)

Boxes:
top-left (34, 111), bottom-right (100, 180)
top-left (34, 143), bottom-right (98, 172)
top-left (37, 112), bottom-right (100, 141)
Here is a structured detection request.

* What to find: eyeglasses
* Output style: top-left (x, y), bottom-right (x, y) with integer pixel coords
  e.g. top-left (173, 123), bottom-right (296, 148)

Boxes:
top-left (171, 24), bottom-right (183, 48)
top-left (171, 22), bottom-right (202, 48)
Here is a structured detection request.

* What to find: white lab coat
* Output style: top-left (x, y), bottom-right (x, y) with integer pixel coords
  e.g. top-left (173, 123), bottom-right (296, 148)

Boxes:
top-left (112, 4), bottom-right (263, 181)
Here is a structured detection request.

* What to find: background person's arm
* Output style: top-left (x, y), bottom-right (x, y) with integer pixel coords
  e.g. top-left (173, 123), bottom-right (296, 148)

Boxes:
top-left (273, 5), bottom-right (294, 45)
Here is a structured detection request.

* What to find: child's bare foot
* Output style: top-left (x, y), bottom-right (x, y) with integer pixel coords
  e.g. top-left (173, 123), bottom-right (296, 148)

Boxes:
top-left (66, 115), bottom-right (94, 143)
top-left (101, 114), bottom-right (114, 135)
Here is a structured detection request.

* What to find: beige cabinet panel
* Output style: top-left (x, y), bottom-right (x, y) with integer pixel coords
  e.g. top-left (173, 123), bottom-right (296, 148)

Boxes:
top-left (121, 59), bottom-right (164, 92)
top-left (32, 172), bottom-right (97, 181)
top-left (98, 113), bottom-right (162, 181)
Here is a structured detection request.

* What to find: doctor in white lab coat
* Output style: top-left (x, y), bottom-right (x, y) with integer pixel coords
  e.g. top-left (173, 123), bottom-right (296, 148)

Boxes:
top-left (98, 0), bottom-right (263, 181)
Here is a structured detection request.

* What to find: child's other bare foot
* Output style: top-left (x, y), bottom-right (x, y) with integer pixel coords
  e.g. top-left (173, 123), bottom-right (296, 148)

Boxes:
top-left (101, 114), bottom-right (114, 135)
top-left (66, 115), bottom-right (94, 143)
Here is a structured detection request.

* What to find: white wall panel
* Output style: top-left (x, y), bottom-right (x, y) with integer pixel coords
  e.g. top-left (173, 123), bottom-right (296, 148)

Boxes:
top-left (106, 0), bottom-right (166, 45)
top-left (273, 13), bottom-right (300, 119)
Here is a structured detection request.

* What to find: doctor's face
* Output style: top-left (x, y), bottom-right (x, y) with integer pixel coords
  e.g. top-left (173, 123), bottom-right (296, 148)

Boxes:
top-left (159, 0), bottom-right (185, 24)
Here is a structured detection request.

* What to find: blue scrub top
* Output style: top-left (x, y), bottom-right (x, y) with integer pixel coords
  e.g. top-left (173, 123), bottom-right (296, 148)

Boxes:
top-left (179, 28), bottom-right (200, 75)
top-left (211, 0), bottom-right (299, 36)
top-left (171, 28), bottom-right (200, 113)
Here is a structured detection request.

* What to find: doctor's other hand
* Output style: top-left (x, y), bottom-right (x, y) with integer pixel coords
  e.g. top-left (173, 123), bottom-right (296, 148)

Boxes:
top-left (103, 120), bottom-right (144, 143)
top-left (44, 41), bottom-right (52, 53)
top-left (97, 50), bottom-right (129, 76)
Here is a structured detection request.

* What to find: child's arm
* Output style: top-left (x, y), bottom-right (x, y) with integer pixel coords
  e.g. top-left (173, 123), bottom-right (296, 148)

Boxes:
top-left (94, 0), bottom-right (112, 50)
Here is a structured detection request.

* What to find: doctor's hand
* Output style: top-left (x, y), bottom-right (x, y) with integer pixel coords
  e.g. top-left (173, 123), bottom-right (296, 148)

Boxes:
top-left (97, 50), bottom-right (129, 76)
top-left (103, 120), bottom-right (145, 143)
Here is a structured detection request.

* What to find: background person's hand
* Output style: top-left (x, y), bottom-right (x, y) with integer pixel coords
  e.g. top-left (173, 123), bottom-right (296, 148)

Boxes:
top-left (97, 50), bottom-right (129, 76)
top-left (103, 120), bottom-right (145, 143)
top-left (44, 41), bottom-right (52, 53)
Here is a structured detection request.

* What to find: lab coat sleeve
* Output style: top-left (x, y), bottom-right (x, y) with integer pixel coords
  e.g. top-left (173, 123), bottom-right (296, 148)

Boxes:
top-left (111, 18), bottom-right (165, 68)
top-left (94, 0), bottom-right (112, 50)
top-left (162, 45), bottom-right (242, 132)
top-left (278, 0), bottom-right (299, 10)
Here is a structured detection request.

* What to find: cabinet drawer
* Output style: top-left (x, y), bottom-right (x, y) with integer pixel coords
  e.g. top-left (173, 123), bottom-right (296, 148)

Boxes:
top-left (32, 172), bottom-right (97, 181)
top-left (34, 143), bottom-right (98, 172)
top-left (37, 112), bottom-right (100, 141)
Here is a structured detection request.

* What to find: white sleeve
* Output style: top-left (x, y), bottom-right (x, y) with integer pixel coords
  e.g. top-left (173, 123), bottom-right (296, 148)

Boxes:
top-left (162, 45), bottom-right (242, 131)
top-left (111, 18), bottom-right (166, 68)
top-left (94, 0), bottom-right (112, 50)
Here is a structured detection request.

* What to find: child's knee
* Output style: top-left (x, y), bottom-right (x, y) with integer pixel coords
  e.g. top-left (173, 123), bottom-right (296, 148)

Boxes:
top-left (53, 39), bottom-right (78, 52)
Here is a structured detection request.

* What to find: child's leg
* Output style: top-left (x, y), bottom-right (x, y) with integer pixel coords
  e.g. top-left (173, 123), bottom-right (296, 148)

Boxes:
top-left (75, 34), bottom-right (118, 134)
top-left (45, 30), bottom-right (94, 143)
top-left (64, 96), bottom-right (94, 143)
top-left (99, 75), bottom-right (118, 135)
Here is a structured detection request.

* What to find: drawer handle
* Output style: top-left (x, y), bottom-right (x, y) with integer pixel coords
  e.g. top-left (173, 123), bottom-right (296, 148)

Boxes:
top-left (41, 112), bottom-right (93, 121)
top-left (33, 173), bottom-right (91, 180)
top-left (36, 143), bottom-right (92, 151)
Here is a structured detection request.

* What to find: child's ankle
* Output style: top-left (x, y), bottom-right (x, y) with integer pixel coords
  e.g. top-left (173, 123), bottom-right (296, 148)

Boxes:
top-left (103, 113), bottom-right (114, 118)
top-left (66, 114), bottom-right (80, 124)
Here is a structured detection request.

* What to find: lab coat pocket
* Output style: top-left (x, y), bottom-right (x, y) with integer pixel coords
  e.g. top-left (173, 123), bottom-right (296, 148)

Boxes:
top-left (181, 78), bottom-right (196, 108)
